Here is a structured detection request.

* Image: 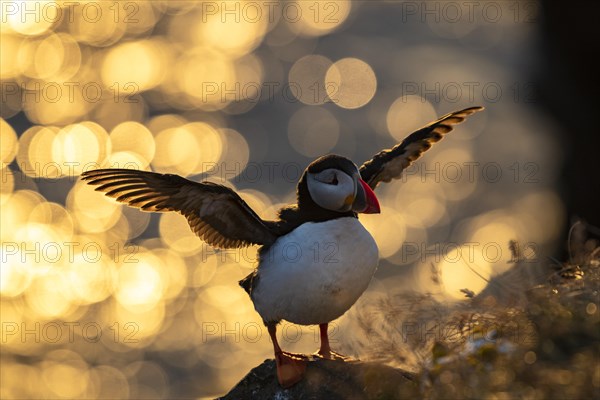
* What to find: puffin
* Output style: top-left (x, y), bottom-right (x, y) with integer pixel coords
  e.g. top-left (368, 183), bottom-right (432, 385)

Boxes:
top-left (82, 106), bottom-right (483, 387)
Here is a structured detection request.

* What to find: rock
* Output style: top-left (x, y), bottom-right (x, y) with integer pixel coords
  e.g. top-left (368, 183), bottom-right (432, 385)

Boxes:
top-left (218, 358), bottom-right (417, 399)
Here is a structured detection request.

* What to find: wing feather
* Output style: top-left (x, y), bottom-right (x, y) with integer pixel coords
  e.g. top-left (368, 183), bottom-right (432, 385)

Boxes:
top-left (81, 169), bottom-right (277, 248)
top-left (359, 106), bottom-right (484, 189)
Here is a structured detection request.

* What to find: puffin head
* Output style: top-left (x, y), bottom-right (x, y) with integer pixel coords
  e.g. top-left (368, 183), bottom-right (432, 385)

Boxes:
top-left (301, 154), bottom-right (380, 214)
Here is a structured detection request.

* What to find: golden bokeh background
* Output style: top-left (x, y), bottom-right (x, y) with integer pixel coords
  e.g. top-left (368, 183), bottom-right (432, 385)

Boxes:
top-left (1, 1), bottom-right (563, 398)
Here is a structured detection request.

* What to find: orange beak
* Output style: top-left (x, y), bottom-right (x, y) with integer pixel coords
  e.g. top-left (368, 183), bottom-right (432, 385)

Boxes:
top-left (356, 179), bottom-right (380, 214)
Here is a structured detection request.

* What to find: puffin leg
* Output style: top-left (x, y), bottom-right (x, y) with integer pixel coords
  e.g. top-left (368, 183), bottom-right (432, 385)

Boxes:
top-left (268, 323), bottom-right (307, 387)
top-left (316, 323), bottom-right (351, 360)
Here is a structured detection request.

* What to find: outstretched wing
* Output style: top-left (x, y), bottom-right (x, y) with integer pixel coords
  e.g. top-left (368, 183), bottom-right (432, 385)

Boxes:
top-left (81, 169), bottom-right (277, 248)
top-left (359, 106), bottom-right (484, 189)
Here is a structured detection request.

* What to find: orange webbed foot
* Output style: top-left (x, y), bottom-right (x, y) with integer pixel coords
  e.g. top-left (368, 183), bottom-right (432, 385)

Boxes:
top-left (275, 351), bottom-right (307, 388)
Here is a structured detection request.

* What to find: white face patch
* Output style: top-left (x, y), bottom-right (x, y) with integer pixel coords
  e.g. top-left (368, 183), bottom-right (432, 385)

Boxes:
top-left (306, 168), bottom-right (356, 212)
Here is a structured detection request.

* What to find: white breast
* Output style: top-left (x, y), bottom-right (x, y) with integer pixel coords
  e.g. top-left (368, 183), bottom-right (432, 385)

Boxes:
top-left (252, 217), bottom-right (379, 325)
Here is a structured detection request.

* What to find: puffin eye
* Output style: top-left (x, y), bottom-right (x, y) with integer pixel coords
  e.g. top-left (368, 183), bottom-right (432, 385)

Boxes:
top-left (314, 169), bottom-right (339, 185)
top-left (324, 172), bottom-right (338, 185)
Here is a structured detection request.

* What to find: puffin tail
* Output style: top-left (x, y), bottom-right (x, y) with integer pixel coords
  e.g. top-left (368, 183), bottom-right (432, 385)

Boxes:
top-left (239, 270), bottom-right (258, 297)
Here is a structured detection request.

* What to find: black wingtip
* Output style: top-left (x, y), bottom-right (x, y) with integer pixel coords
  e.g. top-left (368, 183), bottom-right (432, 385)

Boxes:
top-left (80, 168), bottom-right (111, 180)
top-left (80, 168), bottom-right (140, 181)
top-left (80, 169), bottom-right (94, 179)
top-left (465, 106), bottom-right (485, 112)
